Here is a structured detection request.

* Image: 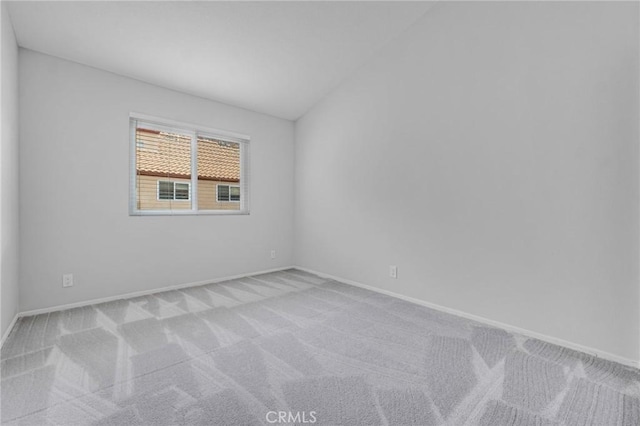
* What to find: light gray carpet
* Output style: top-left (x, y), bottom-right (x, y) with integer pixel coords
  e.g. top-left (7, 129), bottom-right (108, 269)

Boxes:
top-left (1, 269), bottom-right (639, 425)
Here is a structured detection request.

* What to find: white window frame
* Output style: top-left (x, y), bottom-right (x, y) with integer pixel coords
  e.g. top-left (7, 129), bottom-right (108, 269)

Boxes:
top-left (216, 184), bottom-right (241, 202)
top-left (157, 180), bottom-right (191, 201)
top-left (130, 113), bottom-right (250, 216)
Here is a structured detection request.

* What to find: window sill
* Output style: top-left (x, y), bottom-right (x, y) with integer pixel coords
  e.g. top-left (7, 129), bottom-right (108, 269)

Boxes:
top-left (129, 210), bottom-right (250, 216)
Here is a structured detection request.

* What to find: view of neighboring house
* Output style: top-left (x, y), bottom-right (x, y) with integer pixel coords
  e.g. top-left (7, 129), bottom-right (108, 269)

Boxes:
top-left (135, 128), bottom-right (241, 211)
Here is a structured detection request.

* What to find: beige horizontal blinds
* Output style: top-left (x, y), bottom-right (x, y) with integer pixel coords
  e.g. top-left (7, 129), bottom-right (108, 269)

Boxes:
top-left (135, 125), bottom-right (193, 212)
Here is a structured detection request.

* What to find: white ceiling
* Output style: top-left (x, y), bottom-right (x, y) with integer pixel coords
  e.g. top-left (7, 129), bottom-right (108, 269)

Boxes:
top-left (7, 1), bottom-right (433, 120)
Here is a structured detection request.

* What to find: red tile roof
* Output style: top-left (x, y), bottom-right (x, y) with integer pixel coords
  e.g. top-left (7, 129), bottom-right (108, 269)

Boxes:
top-left (136, 128), bottom-right (240, 182)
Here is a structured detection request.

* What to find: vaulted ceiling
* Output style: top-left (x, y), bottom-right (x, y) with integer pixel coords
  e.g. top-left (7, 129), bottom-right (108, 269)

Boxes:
top-left (7, 1), bottom-right (434, 120)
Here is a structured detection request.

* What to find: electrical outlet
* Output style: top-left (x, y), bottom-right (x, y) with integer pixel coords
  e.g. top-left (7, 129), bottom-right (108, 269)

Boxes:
top-left (389, 265), bottom-right (398, 279)
top-left (270, 250), bottom-right (276, 259)
top-left (62, 273), bottom-right (74, 288)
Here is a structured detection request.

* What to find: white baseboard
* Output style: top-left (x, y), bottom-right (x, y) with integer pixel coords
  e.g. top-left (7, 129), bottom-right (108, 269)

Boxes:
top-left (0, 312), bottom-right (20, 349)
top-left (17, 266), bottom-right (295, 318)
top-left (295, 266), bottom-right (640, 369)
top-left (6, 264), bottom-right (639, 369)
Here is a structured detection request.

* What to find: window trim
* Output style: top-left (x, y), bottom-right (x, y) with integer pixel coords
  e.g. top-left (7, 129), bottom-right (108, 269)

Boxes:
top-left (129, 113), bottom-right (250, 216)
top-left (157, 180), bottom-right (191, 201)
top-left (216, 184), bottom-right (241, 203)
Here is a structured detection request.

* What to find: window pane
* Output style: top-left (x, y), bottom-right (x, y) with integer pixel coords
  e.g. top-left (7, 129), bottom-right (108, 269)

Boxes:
top-left (217, 185), bottom-right (229, 202)
top-left (175, 183), bottom-right (190, 200)
top-left (158, 181), bottom-right (174, 200)
top-left (136, 127), bottom-right (192, 210)
top-left (132, 118), bottom-right (249, 215)
top-left (230, 186), bottom-right (240, 201)
top-left (198, 136), bottom-right (241, 210)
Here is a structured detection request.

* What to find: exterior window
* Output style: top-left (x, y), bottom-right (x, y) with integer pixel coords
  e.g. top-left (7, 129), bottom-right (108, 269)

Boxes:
top-left (158, 181), bottom-right (190, 201)
top-left (217, 185), bottom-right (240, 202)
top-left (130, 114), bottom-right (249, 215)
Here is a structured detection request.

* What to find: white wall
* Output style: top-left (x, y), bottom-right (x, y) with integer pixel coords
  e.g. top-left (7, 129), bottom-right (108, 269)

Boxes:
top-left (19, 50), bottom-right (294, 312)
top-left (1, 3), bottom-right (20, 338)
top-left (295, 2), bottom-right (639, 361)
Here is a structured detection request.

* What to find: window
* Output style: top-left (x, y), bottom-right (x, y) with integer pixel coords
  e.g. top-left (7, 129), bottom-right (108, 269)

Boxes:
top-left (217, 184), bottom-right (240, 202)
top-left (130, 114), bottom-right (249, 215)
top-left (158, 181), bottom-right (191, 201)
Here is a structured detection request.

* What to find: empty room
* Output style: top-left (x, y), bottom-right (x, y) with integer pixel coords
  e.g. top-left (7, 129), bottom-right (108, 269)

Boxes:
top-left (1, 1), bottom-right (639, 425)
